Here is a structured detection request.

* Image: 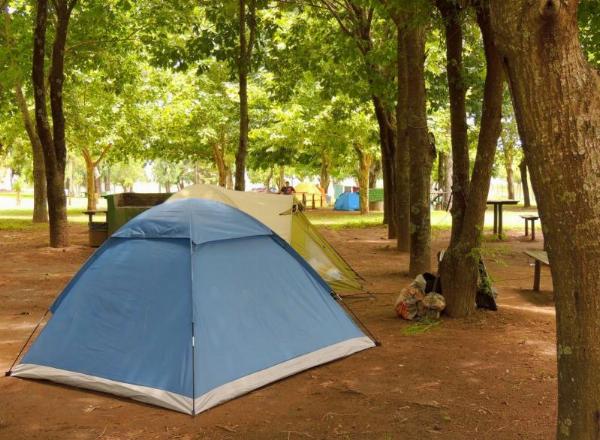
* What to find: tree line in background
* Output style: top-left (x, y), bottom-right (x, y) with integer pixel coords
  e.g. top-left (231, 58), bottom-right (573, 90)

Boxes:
top-left (1, 0), bottom-right (600, 438)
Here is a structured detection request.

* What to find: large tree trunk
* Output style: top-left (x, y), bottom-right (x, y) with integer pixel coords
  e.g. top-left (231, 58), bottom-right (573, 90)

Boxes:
top-left (354, 145), bottom-right (372, 215)
top-left (234, 0), bottom-right (256, 191)
top-left (14, 84), bottom-right (47, 223)
top-left (490, 1), bottom-right (600, 437)
top-left (437, 0), bottom-right (470, 248)
top-left (395, 27), bottom-right (410, 252)
top-left (33, 0), bottom-right (74, 248)
top-left (405, 25), bottom-right (434, 277)
top-left (519, 159), bottom-right (531, 207)
top-left (441, 3), bottom-right (504, 318)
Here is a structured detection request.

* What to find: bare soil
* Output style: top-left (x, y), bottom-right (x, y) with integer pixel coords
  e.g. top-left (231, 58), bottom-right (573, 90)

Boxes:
top-left (0, 222), bottom-right (556, 439)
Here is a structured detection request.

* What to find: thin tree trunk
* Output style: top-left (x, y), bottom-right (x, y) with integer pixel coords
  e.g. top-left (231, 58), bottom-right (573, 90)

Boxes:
top-left (82, 149), bottom-right (96, 211)
top-left (519, 159), bottom-right (531, 207)
top-left (264, 166), bottom-right (273, 189)
top-left (395, 26), bottom-right (410, 252)
top-left (490, 1), bottom-right (600, 437)
top-left (406, 25), bottom-right (434, 277)
top-left (354, 145), bottom-right (372, 215)
top-left (369, 160), bottom-right (381, 188)
top-left (373, 97), bottom-right (397, 237)
top-left (505, 163), bottom-right (515, 199)
top-left (14, 84), bottom-right (47, 223)
top-left (441, 3), bottom-right (504, 317)
top-left (277, 165), bottom-right (285, 189)
top-left (320, 152), bottom-right (331, 193)
top-left (212, 143), bottom-right (228, 187)
top-left (437, 0), bottom-right (470, 248)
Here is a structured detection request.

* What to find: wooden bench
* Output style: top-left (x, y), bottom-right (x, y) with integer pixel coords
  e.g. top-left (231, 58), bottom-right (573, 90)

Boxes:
top-left (520, 214), bottom-right (539, 240)
top-left (82, 209), bottom-right (107, 224)
top-left (524, 250), bottom-right (549, 291)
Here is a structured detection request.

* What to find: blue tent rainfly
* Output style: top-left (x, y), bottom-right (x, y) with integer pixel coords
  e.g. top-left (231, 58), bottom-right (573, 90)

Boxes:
top-left (10, 199), bottom-right (375, 414)
top-left (334, 191), bottom-right (360, 211)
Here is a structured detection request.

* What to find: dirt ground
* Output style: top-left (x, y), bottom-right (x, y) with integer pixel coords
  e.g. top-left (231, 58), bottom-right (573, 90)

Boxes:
top-left (0, 222), bottom-right (556, 439)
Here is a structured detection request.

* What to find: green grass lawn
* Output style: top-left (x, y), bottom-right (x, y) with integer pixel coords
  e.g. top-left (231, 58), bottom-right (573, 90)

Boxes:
top-left (306, 205), bottom-right (539, 232)
top-left (0, 191), bottom-right (538, 235)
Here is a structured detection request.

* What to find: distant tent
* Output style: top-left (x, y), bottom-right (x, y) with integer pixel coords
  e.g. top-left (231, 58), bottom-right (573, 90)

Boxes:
top-left (10, 199), bottom-right (375, 414)
top-left (170, 184), bottom-right (363, 293)
top-left (334, 192), bottom-right (360, 211)
top-left (295, 182), bottom-right (326, 207)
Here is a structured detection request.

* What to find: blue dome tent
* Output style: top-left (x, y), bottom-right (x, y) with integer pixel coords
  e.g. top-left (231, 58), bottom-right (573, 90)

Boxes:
top-left (10, 199), bottom-right (374, 415)
top-left (334, 191), bottom-right (360, 211)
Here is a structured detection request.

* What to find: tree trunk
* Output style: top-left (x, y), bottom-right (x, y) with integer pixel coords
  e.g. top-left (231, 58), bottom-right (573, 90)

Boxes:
top-left (395, 27), bottom-right (410, 252)
top-left (82, 150), bottom-right (96, 211)
top-left (505, 162), bottom-right (515, 199)
top-left (373, 97), bottom-right (397, 237)
top-left (406, 25), bottom-right (434, 277)
top-left (354, 145), bottom-right (372, 215)
top-left (437, 0), bottom-right (470, 248)
top-left (212, 143), bottom-right (228, 187)
top-left (235, 0), bottom-right (256, 191)
top-left (320, 152), bottom-right (331, 194)
top-left (277, 165), bottom-right (285, 189)
top-left (490, 1), bottom-right (600, 437)
top-left (369, 160), bottom-right (381, 188)
top-left (14, 84), bottom-right (47, 223)
top-left (33, 0), bottom-right (74, 248)
top-left (441, 3), bottom-right (504, 318)
top-left (519, 159), bottom-right (531, 207)
top-left (263, 166), bottom-right (273, 189)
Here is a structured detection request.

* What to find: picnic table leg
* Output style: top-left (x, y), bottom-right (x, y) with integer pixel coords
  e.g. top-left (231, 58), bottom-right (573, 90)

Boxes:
top-left (531, 220), bottom-right (536, 241)
top-left (533, 260), bottom-right (541, 291)
top-left (493, 204), bottom-right (498, 235)
top-left (524, 218), bottom-right (529, 237)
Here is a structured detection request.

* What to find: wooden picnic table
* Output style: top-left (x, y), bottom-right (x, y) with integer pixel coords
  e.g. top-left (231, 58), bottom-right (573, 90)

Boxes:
top-left (524, 250), bottom-right (550, 291)
top-left (486, 199), bottom-right (519, 239)
top-left (82, 209), bottom-right (107, 224)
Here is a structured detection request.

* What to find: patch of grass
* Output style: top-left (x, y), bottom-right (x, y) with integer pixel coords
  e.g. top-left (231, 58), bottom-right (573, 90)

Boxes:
top-left (307, 212), bottom-right (384, 230)
top-left (0, 218), bottom-right (48, 231)
top-left (401, 318), bottom-right (442, 336)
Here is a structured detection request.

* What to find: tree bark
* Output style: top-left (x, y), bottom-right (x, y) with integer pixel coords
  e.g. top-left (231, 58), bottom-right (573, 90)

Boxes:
top-left (82, 149), bottom-right (96, 211)
top-left (405, 25), bottom-right (434, 277)
top-left (234, 0), bottom-right (256, 191)
top-left (33, 0), bottom-right (75, 248)
top-left (519, 159), bottom-right (531, 207)
top-left (320, 152), bottom-right (331, 193)
top-left (373, 97), bottom-right (397, 237)
top-left (442, 3), bottom-right (504, 317)
top-left (505, 161), bottom-right (515, 199)
top-left (437, 0), bottom-right (470, 248)
top-left (490, 1), bottom-right (600, 437)
top-left (369, 160), bottom-right (381, 188)
top-left (354, 145), bottom-right (372, 215)
top-left (14, 84), bottom-right (47, 223)
top-left (212, 143), bottom-right (228, 187)
top-left (395, 26), bottom-right (410, 252)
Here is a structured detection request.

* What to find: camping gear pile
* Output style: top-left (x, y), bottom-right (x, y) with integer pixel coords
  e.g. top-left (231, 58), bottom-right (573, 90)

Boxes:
top-left (394, 273), bottom-right (446, 320)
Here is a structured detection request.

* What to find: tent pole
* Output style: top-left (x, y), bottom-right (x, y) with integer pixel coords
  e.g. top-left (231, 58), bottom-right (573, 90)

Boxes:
top-left (334, 293), bottom-right (381, 347)
top-left (5, 309), bottom-right (49, 376)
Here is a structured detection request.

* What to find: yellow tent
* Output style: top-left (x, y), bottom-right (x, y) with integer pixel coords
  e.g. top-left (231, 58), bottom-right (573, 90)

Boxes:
top-left (169, 184), bottom-right (362, 293)
top-left (294, 182), bottom-right (327, 208)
